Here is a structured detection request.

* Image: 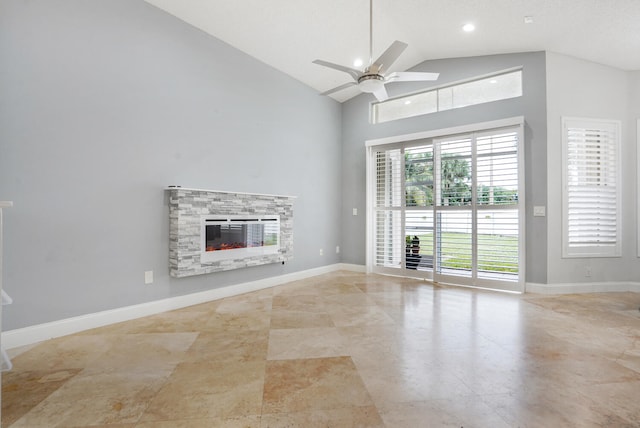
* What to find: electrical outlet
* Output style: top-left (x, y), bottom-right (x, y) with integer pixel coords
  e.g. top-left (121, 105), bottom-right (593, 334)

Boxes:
top-left (319, 248), bottom-right (324, 256)
top-left (144, 270), bottom-right (154, 284)
top-left (336, 246), bottom-right (340, 254)
top-left (585, 266), bottom-right (592, 277)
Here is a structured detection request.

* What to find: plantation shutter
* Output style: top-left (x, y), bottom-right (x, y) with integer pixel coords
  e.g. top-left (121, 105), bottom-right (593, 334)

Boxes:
top-left (374, 149), bottom-right (403, 268)
top-left (435, 136), bottom-right (473, 278)
top-left (562, 118), bottom-right (621, 257)
top-left (475, 131), bottom-right (519, 279)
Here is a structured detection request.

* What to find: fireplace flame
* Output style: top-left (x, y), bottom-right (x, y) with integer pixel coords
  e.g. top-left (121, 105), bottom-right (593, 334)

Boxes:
top-left (206, 242), bottom-right (247, 252)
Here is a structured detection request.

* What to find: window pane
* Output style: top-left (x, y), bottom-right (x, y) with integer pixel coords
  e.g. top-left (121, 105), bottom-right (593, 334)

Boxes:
top-left (439, 138), bottom-right (472, 206)
top-left (405, 145), bottom-right (434, 207)
top-left (477, 209), bottom-right (519, 280)
top-left (448, 71), bottom-right (522, 109)
top-left (374, 90), bottom-right (437, 123)
top-left (436, 211), bottom-right (472, 277)
top-left (405, 210), bottom-right (434, 270)
top-left (476, 132), bottom-right (519, 206)
top-left (371, 70), bottom-right (523, 124)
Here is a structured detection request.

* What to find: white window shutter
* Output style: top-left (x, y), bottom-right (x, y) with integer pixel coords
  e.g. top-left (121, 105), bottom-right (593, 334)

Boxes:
top-left (562, 118), bottom-right (621, 257)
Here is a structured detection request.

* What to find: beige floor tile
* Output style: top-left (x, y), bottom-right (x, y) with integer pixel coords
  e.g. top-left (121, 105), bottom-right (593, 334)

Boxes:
top-left (87, 332), bottom-right (198, 375)
top-left (355, 356), bottom-right (476, 405)
top-left (10, 371), bottom-right (168, 427)
top-left (270, 309), bottom-right (334, 329)
top-left (8, 334), bottom-right (115, 372)
top-left (135, 415), bottom-right (261, 427)
top-left (267, 327), bottom-right (349, 360)
top-left (3, 271), bottom-right (640, 428)
top-left (271, 294), bottom-right (326, 312)
top-left (139, 360), bottom-right (265, 421)
top-left (260, 406), bottom-right (384, 428)
top-left (578, 380), bottom-right (640, 425)
top-left (85, 309), bottom-right (214, 335)
top-left (184, 329), bottom-right (269, 363)
top-left (262, 357), bottom-right (374, 414)
top-left (327, 304), bottom-right (396, 327)
top-left (203, 309), bottom-right (271, 332)
top-left (1, 368), bottom-right (82, 426)
top-left (379, 397), bottom-right (511, 428)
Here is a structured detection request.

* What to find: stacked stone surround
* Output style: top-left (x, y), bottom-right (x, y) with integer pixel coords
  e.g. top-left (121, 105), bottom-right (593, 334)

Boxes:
top-left (168, 188), bottom-right (294, 278)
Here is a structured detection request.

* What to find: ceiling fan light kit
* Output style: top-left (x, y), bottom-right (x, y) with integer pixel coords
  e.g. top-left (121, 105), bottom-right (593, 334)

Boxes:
top-left (313, 0), bottom-right (439, 101)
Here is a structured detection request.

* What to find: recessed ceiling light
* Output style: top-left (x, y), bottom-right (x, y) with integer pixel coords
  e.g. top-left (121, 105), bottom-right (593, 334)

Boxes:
top-left (353, 58), bottom-right (364, 68)
top-left (524, 16), bottom-right (534, 24)
top-left (462, 23), bottom-right (475, 32)
top-left (404, 100), bottom-right (412, 105)
top-left (490, 79), bottom-right (498, 84)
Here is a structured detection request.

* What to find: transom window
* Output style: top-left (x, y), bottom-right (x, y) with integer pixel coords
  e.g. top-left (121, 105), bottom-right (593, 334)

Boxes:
top-left (372, 69), bottom-right (523, 124)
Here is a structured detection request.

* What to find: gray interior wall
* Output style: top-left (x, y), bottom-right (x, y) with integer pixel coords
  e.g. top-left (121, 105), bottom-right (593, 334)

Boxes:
top-left (545, 53), bottom-right (635, 284)
top-left (340, 52), bottom-right (548, 284)
top-left (0, 0), bottom-right (342, 330)
top-left (631, 71), bottom-right (640, 144)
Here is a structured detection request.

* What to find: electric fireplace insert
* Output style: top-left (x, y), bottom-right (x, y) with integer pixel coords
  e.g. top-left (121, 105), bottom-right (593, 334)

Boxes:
top-left (200, 215), bottom-right (280, 262)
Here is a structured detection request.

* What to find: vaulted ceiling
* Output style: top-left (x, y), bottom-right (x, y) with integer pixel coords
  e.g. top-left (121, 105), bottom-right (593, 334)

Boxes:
top-left (144, 0), bottom-right (640, 102)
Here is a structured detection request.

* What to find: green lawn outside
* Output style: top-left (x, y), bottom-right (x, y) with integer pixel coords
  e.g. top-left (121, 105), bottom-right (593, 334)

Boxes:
top-left (411, 232), bottom-right (518, 274)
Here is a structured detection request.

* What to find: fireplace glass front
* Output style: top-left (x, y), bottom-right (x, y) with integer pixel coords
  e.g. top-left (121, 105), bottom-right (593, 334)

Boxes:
top-left (201, 216), bottom-right (280, 262)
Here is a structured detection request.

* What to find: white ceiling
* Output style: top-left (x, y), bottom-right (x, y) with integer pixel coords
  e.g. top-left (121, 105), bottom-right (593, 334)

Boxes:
top-left (144, 0), bottom-right (640, 102)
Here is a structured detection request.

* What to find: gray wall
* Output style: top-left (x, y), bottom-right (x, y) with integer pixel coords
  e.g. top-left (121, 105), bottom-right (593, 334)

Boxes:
top-left (0, 0), bottom-right (343, 330)
top-left (340, 52), bottom-right (548, 284)
top-left (545, 53), bottom-right (635, 285)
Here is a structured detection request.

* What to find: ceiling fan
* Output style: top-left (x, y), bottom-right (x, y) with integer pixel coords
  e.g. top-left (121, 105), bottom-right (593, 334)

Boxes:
top-left (313, 0), bottom-right (439, 102)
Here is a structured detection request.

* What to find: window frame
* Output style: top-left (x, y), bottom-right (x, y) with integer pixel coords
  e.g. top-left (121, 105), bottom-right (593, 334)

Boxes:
top-left (365, 116), bottom-right (525, 293)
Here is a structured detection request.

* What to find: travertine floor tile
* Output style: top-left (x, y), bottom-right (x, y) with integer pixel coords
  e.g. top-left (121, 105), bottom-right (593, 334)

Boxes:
top-left (1, 368), bottom-right (81, 426)
top-left (140, 360), bottom-right (265, 421)
top-left (272, 294), bottom-right (326, 312)
top-left (3, 271), bottom-right (640, 427)
top-left (267, 327), bottom-right (348, 360)
top-left (270, 309), bottom-right (334, 329)
top-left (8, 335), bottom-right (115, 371)
top-left (260, 406), bottom-right (384, 428)
top-left (134, 415), bottom-right (261, 427)
top-left (379, 397), bottom-right (511, 428)
top-left (10, 371), bottom-right (168, 427)
top-left (184, 329), bottom-right (269, 363)
top-left (262, 357), bottom-right (373, 414)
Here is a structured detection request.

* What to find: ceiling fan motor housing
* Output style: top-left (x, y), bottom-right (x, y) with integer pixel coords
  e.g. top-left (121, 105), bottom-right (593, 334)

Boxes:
top-left (358, 74), bottom-right (385, 93)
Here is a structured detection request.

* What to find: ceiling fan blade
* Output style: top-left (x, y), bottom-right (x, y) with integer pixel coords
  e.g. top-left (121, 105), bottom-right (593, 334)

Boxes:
top-left (370, 40), bottom-right (408, 74)
top-left (372, 85), bottom-right (388, 102)
top-left (385, 71), bottom-right (440, 83)
top-left (312, 60), bottom-right (361, 81)
top-left (319, 81), bottom-right (357, 96)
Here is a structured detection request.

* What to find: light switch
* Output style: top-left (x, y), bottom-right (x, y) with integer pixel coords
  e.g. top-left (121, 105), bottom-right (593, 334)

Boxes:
top-left (533, 206), bottom-right (546, 217)
top-left (352, 208), bottom-right (358, 216)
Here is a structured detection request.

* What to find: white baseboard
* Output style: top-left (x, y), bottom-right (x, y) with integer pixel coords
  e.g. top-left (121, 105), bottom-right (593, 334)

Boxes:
top-left (2, 263), bottom-right (365, 350)
top-left (526, 281), bottom-right (640, 294)
top-left (335, 263), bottom-right (367, 273)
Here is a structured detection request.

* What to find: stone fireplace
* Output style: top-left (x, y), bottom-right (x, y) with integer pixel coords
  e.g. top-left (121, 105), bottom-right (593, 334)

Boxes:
top-left (168, 188), bottom-right (294, 277)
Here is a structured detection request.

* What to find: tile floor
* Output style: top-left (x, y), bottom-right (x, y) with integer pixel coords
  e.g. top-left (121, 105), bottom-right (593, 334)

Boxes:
top-left (2, 271), bottom-right (640, 427)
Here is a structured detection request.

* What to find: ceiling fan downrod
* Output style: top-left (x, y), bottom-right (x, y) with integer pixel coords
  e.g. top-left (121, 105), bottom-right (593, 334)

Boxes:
top-left (368, 0), bottom-right (373, 68)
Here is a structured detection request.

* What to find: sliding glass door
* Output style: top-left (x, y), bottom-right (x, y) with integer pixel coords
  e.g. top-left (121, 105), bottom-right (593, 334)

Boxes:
top-left (368, 123), bottom-right (524, 292)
